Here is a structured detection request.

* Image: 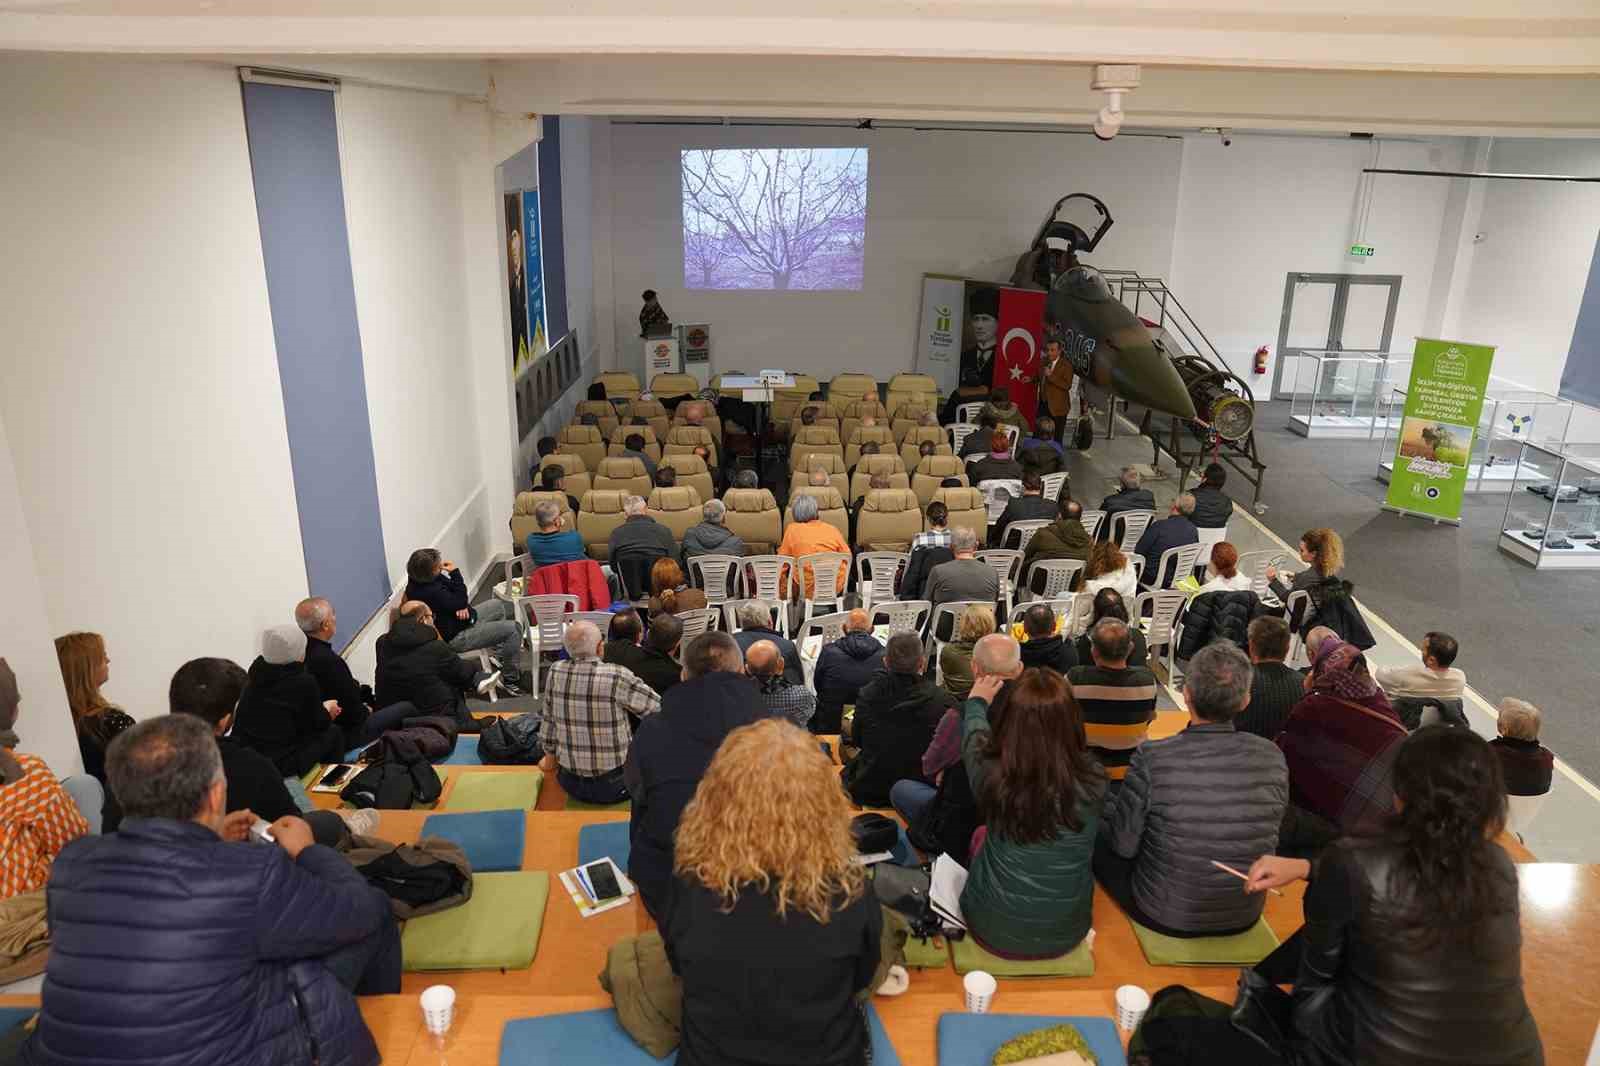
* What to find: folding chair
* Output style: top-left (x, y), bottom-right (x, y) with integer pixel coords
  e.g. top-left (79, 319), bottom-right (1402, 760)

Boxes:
top-left (1002, 519), bottom-right (1050, 552)
top-left (1113, 510), bottom-right (1156, 554)
top-left (795, 551), bottom-right (852, 635)
top-left (1145, 543), bottom-right (1203, 591)
top-left (871, 600), bottom-right (932, 637)
top-left (687, 553), bottom-right (743, 610)
top-left (855, 551), bottom-right (908, 614)
top-left (998, 424), bottom-right (1021, 458)
top-left (1021, 558), bottom-right (1085, 601)
top-left (976, 548), bottom-right (1023, 617)
top-left (1041, 472), bottom-right (1069, 501)
top-left (514, 594), bottom-right (579, 700)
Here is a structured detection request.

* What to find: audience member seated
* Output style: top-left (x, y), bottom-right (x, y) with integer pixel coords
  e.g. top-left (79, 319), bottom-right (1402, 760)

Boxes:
top-left (966, 431), bottom-right (1024, 485)
top-left (992, 470), bottom-right (1055, 547)
top-left (1133, 493), bottom-right (1199, 583)
top-left (20, 714), bottom-right (398, 1066)
top-left (536, 434), bottom-right (559, 463)
top-left (732, 468), bottom-right (760, 491)
top-left (1243, 728), bottom-right (1544, 1066)
top-left (1095, 644), bottom-right (1288, 937)
top-left (924, 526), bottom-right (999, 607)
top-left (1072, 589), bottom-right (1149, 668)
top-left (1022, 496), bottom-right (1093, 568)
top-left (608, 496), bottom-right (677, 594)
top-left (647, 557), bottom-right (707, 616)
top-left (979, 387), bottom-right (1029, 432)
top-left (1491, 697), bottom-right (1555, 797)
top-left (374, 601), bottom-right (498, 728)
top-left (1238, 616), bottom-right (1304, 741)
top-left (812, 609), bottom-right (885, 734)
top-left (1068, 619), bottom-right (1157, 786)
top-left (1175, 580), bottom-right (1267, 661)
top-left (731, 602), bottom-right (804, 688)
top-left (748, 641), bottom-right (816, 729)
top-left (692, 445), bottom-right (721, 492)
top-left (849, 472), bottom-right (892, 543)
top-left (1019, 416), bottom-right (1065, 471)
top-left (295, 597), bottom-right (372, 744)
top-left (1375, 630), bottom-right (1465, 702)
top-left (959, 642), bottom-right (1104, 958)
top-left (901, 502), bottom-right (954, 600)
top-left (1200, 540), bottom-right (1252, 591)
top-left (1080, 539), bottom-right (1138, 601)
top-left (625, 632), bottom-right (763, 919)
top-left (653, 465), bottom-right (677, 490)
top-left (233, 625), bottom-right (346, 778)
top-left (404, 547), bottom-right (524, 693)
top-left (939, 603), bottom-right (995, 701)
top-left (622, 433), bottom-right (659, 481)
top-left (683, 499), bottom-right (745, 560)
top-left (842, 633), bottom-right (953, 808)
top-left (663, 718), bottom-right (882, 1066)
top-left (525, 500), bottom-right (587, 568)
top-left (0, 658), bottom-right (95, 896)
top-left (1190, 462), bottom-right (1235, 529)
top-left (603, 610), bottom-right (683, 699)
top-left (542, 464), bottom-right (582, 514)
top-left (1278, 638), bottom-right (1406, 838)
top-left (1018, 602), bottom-right (1078, 674)
top-left (1098, 466), bottom-right (1157, 540)
top-left (778, 494), bottom-right (851, 600)
top-left (958, 413), bottom-right (1000, 459)
top-left (53, 631), bottom-right (133, 786)
top-left (912, 500), bottom-right (952, 551)
top-left (541, 621), bottom-right (661, 805)
top-left (1267, 527), bottom-right (1374, 650)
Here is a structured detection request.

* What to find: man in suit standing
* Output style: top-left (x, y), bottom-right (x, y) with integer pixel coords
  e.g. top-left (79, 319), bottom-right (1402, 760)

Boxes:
top-left (1038, 336), bottom-right (1075, 443)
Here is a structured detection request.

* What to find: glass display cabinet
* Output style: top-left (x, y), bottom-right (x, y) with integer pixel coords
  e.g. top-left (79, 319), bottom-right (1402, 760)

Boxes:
top-left (1377, 384), bottom-right (1575, 492)
top-left (1498, 442), bottom-right (1600, 570)
top-left (1286, 351), bottom-right (1409, 438)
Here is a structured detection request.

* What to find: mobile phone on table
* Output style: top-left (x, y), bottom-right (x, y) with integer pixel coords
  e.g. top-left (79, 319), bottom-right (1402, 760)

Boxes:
top-left (583, 860), bottom-right (623, 902)
top-left (318, 764), bottom-right (353, 788)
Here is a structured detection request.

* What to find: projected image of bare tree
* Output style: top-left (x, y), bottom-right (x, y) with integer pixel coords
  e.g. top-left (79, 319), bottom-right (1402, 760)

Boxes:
top-left (681, 148), bottom-right (868, 291)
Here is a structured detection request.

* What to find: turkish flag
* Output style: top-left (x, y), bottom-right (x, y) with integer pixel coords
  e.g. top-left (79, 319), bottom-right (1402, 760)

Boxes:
top-left (995, 287), bottom-right (1045, 428)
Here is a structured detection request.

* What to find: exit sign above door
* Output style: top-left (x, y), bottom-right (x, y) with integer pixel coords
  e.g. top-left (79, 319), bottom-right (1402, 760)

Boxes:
top-left (1349, 243), bottom-right (1376, 257)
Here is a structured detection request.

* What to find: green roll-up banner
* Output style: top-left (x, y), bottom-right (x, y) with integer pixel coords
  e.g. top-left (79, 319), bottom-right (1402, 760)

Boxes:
top-left (1383, 338), bottom-right (1497, 523)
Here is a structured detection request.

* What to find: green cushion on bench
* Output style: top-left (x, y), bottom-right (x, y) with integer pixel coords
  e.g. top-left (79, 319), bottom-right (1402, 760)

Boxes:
top-left (1130, 917), bottom-right (1279, 965)
top-left (902, 934), bottom-right (949, 969)
top-left (441, 770), bottom-right (543, 812)
top-left (950, 933), bottom-right (1094, 977)
top-left (402, 871), bottom-right (549, 971)
top-left (563, 796), bottom-right (631, 811)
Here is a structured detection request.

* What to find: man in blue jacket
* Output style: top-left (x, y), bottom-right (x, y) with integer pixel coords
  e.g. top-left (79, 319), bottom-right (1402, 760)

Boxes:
top-left (22, 715), bottom-right (396, 1066)
top-left (1133, 493), bottom-right (1199, 587)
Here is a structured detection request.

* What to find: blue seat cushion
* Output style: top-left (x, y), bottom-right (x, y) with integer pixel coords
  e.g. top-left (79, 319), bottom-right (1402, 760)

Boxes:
top-left (420, 809), bottom-right (526, 872)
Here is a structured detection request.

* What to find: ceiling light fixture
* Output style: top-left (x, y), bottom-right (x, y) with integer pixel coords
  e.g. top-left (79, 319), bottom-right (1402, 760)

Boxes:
top-left (1090, 64), bottom-right (1141, 141)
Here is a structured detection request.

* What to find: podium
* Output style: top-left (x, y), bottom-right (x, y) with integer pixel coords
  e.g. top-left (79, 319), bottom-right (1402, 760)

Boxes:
top-left (643, 336), bottom-right (680, 378)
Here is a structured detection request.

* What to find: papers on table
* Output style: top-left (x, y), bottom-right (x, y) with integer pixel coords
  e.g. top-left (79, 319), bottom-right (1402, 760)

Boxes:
top-left (559, 857), bottom-right (635, 918)
top-left (851, 850), bottom-right (895, 866)
top-left (930, 853), bottom-right (969, 930)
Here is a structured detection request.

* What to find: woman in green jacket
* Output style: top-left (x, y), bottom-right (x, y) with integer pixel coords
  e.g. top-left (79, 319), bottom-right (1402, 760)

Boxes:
top-left (939, 603), bottom-right (995, 701)
top-left (960, 651), bottom-right (1106, 957)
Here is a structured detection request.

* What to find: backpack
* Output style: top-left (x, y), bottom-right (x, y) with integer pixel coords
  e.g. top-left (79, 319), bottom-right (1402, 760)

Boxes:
top-left (340, 732), bottom-right (444, 808)
top-left (1127, 984), bottom-right (1285, 1066)
top-left (394, 715), bottom-right (459, 759)
top-left (479, 712), bottom-right (543, 765)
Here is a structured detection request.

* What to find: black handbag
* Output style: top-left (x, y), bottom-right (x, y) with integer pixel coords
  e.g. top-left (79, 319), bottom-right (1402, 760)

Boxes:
top-left (850, 813), bottom-right (899, 855)
top-left (1230, 968), bottom-right (1295, 1056)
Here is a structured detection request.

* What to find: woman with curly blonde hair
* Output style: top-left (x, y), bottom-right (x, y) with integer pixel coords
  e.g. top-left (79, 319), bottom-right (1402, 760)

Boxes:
top-left (666, 718), bottom-right (883, 1066)
top-left (54, 632), bottom-right (134, 785)
top-left (1080, 539), bottom-right (1137, 601)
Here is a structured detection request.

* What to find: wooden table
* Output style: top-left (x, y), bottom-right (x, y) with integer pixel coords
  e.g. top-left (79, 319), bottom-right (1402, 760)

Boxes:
top-left (1517, 863), bottom-right (1600, 1064)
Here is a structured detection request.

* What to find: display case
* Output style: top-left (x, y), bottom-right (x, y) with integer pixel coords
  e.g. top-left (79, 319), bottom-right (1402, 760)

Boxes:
top-left (1377, 383), bottom-right (1575, 492)
top-left (1498, 442), bottom-right (1600, 570)
top-left (1286, 351), bottom-right (1409, 438)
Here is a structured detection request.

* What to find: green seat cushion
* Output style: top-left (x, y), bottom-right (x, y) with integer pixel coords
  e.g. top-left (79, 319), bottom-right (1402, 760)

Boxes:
top-left (442, 770), bottom-right (543, 812)
top-left (950, 933), bottom-right (1094, 977)
top-left (402, 871), bottom-right (549, 971)
top-left (902, 934), bottom-right (949, 969)
top-left (563, 797), bottom-right (631, 811)
top-left (1130, 917), bottom-right (1279, 965)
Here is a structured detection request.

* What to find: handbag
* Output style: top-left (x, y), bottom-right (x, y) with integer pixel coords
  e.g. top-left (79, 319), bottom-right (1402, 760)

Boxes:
top-left (851, 813), bottom-right (899, 854)
top-left (1230, 968), bottom-right (1295, 1056)
top-left (1127, 984), bottom-right (1285, 1066)
top-left (869, 863), bottom-right (949, 941)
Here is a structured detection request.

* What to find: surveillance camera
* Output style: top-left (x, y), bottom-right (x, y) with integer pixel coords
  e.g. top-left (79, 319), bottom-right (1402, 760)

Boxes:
top-left (1218, 128), bottom-right (1233, 147)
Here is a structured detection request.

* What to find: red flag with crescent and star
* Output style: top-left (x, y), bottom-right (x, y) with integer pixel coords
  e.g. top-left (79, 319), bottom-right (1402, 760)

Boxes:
top-left (994, 287), bottom-right (1045, 428)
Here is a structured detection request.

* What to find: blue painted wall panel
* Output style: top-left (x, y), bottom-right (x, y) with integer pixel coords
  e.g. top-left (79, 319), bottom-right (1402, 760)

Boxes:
top-left (537, 115), bottom-right (569, 345)
top-left (1559, 231), bottom-right (1600, 409)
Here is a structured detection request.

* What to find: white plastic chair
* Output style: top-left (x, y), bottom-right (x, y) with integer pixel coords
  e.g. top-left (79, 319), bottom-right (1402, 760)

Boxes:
top-left (949, 424), bottom-right (979, 454)
top-left (723, 598), bottom-right (783, 634)
top-left (926, 600), bottom-right (990, 680)
top-left (1145, 543), bottom-right (1204, 591)
top-left (976, 548), bottom-right (1023, 617)
top-left (1193, 526), bottom-right (1229, 578)
top-left (1113, 510), bottom-right (1156, 554)
top-left (1022, 558), bottom-right (1085, 601)
top-left (687, 553), bottom-right (743, 609)
top-left (1237, 550), bottom-right (1291, 606)
top-left (1041, 472), bottom-right (1069, 501)
top-left (741, 555), bottom-right (792, 605)
top-left (872, 599), bottom-right (932, 637)
top-left (977, 479), bottom-right (1024, 525)
top-left (674, 607), bottom-right (720, 657)
top-left (998, 424), bottom-right (1021, 458)
top-left (515, 593), bottom-right (579, 700)
top-left (1078, 509), bottom-right (1106, 542)
top-left (1130, 556), bottom-right (1146, 585)
top-left (1001, 519), bottom-right (1050, 552)
top-left (956, 402), bottom-right (985, 423)
top-left (1008, 595), bottom-right (1077, 627)
top-left (1283, 589), bottom-right (1312, 667)
top-left (1134, 590), bottom-right (1188, 679)
top-left (569, 610), bottom-right (616, 631)
top-left (795, 551), bottom-right (852, 635)
top-left (855, 551), bottom-right (908, 613)
top-left (1065, 590), bottom-right (1097, 638)
top-left (797, 612), bottom-right (855, 690)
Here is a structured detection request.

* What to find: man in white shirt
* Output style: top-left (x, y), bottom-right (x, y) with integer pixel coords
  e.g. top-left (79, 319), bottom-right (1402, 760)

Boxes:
top-left (1374, 631), bottom-right (1465, 700)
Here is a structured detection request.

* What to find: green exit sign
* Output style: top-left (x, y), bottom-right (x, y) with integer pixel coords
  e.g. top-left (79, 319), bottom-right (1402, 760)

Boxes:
top-left (1349, 243), bottom-right (1376, 257)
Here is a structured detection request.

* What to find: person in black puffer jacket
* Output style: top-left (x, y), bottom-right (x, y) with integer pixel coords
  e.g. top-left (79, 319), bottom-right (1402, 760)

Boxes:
top-left (373, 603), bottom-right (492, 730)
top-left (232, 625), bottom-right (346, 778)
top-left (1095, 644), bottom-right (1287, 936)
top-left (811, 610), bottom-right (885, 735)
top-left (1175, 589), bottom-right (1267, 661)
top-left (842, 634), bottom-right (954, 807)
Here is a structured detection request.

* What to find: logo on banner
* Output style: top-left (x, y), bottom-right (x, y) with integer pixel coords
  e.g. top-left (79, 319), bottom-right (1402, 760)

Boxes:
top-left (936, 306), bottom-right (952, 333)
top-left (1434, 346), bottom-right (1468, 380)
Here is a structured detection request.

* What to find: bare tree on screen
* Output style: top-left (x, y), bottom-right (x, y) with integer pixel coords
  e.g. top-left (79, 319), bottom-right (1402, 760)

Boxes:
top-left (682, 148), bottom-right (868, 290)
top-left (683, 209), bottom-right (736, 288)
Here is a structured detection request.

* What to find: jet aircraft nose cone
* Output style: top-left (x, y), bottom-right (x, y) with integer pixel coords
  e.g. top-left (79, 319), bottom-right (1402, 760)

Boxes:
top-left (1106, 340), bottom-right (1197, 420)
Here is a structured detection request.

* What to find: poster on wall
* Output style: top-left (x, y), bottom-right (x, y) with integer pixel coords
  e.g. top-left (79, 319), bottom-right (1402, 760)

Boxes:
top-left (1383, 337), bottom-right (1497, 524)
top-left (916, 274), bottom-right (966, 397)
top-left (505, 192), bottom-right (528, 371)
top-left (959, 283), bottom-right (1001, 392)
top-left (523, 190), bottom-right (547, 373)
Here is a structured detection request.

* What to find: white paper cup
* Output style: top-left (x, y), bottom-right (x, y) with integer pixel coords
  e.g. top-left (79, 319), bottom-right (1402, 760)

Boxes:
top-left (963, 969), bottom-right (997, 1013)
top-left (420, 984), bottom-right (456, 1035)
top-left (1115, 984), bottom-right (1151, 1031)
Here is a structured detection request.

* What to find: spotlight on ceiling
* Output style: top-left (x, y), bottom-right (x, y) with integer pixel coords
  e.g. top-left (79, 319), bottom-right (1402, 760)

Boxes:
top-left (1090, 64), bottom-right (1140, 141)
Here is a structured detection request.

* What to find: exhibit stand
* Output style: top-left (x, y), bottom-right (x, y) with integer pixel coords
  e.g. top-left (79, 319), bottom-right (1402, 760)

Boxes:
top-left (1377, 383), bottom-right (1577, 493)
top-left (1498, 442), bottom-right (1600, 570)
top-left (1285, 350), bottom-right (1408, 438)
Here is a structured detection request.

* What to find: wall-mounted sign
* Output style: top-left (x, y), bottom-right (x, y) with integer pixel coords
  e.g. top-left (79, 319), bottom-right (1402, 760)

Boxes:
top-left (1349, 243), bottom-right (1376, 258)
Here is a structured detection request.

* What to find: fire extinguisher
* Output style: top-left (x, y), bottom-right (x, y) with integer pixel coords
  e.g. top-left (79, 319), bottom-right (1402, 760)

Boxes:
top-left (1253, 345), bottom-right (1269, 375)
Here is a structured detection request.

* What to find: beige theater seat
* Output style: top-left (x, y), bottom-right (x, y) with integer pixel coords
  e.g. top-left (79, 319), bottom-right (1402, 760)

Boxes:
top-left (788, 455), bottom-right (849, 503)
top-left (789, 425), bottom-right (844, 471)
top-left (900, 430), bottom-right (951, 472)
top-left (537, 453), bottom-right (592, 500)
top-left (574, 400), bottom-right (619, 437)
top-left (840, 400), bottom-right (890, 446)
top-left (650, 372), bottom-right (700, 399)
top-left (722, 488), bottom-right (781, 555)
top-left (788, 409), bottom-right (841, 441)
top-left (594, 456), bottom-right (652, 497)
top-left (850, 454), bottom-right (910, 501)
top-left (647, 485), bottom-right (703, 542)
top-left (660, 453), bottom-right (714, 503)
top-left (828, 373), bottom-right (878, 408)
top-left (844, 425), bottom-right (896, 470)
top-left (891, 406), bottom-right (938, 443)
top-left (577, 490), bottom-right (629, 560)
top-left (855, 488), bottom-right (924, 552)
top-left (595, 371), bottom-right (640, 403)
top-left (510, 490), bottom-right (574, 548)
top-left (607, 424), bottom-right (662, 464)
top-left (670, 407), bottom-right (723, 447)
top-left (771, 374), bottom-right (821, 424)
top-left (912, 453), bottom-right (970, 506)
top-left (784, 485), bottom-right (849, 542)
top-left (933, 485), bottom-right (987, 544)
top-left (885, 373), bottom-right (939, 416)
top-left (557, 424), bottom-right (607, 477)
top-left (664, 424), bottom-right (718, 466)
top-left (625, 398), bottom-right (670, 440)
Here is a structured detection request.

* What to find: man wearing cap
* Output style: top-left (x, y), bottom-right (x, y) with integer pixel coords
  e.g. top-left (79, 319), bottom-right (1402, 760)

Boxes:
top-left (231, 624), bottom-right (348, 778)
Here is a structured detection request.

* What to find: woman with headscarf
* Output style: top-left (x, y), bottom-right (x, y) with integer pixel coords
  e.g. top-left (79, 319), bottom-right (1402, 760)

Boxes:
top-left (0, 658), bottom-right (96, 898)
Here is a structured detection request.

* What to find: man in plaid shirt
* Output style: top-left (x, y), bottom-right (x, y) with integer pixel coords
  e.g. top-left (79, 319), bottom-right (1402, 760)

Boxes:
top-left (746, 641), bottom-right (815, 729)
top-left (541, 621), bottom-right (661, 804)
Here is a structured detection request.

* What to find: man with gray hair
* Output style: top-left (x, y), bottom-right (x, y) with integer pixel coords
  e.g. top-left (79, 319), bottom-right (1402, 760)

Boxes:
top-left (731, 601), bottom-right (804, 687)
top-left (843, 632), bottom-right (954, 807)
top-left (20, 714), bottom-right (397, 1066)
top-left (540, 620), bottom-right (661, 804)
top-left (296, 596), bottom-right (373, 744)
top-left (682, 497), bottom-right (745, 560)
top-left (1095, 642), bottom-right (1288, 937)
top-left (1133, 491), bottom-right (1199, 585)
top-left (526, 499), bottom-right (586, 568)
top-left (733, 468), bottom-right (760, 490)
top-left (813, 608), bottom-right (885, 735)
top-left (607, 493), bottom-right (677, 581)
top-left (1067, 618), bottom-right (1156, 784)
top-left (923, 525), bottom-right (999, 608)
top-left (1098, 465), bottom-right (1156, 540)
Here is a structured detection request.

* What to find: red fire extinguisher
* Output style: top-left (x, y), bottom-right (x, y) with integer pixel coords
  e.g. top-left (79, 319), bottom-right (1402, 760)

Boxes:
top-left (1253, 345), bottom-right (1269, 375)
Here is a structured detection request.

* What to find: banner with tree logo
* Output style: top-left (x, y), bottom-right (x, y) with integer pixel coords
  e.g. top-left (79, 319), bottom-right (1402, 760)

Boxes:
top-left (1383, 337), bottom-right (1497, 523)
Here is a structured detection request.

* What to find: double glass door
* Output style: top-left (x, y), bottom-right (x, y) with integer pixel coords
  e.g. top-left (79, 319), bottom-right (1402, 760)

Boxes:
top-left (1272, 273), bottom-right (1402, 401)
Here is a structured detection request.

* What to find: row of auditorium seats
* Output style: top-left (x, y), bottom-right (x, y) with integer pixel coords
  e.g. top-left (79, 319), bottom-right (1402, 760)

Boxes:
top-left (590, 369), bottom-right (940, 436)
top-left (554, 422), bottom-right (719, 477)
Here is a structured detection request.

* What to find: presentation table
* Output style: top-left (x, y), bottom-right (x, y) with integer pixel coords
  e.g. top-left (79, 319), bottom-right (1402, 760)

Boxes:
top-left (719, 373), bottom-right (797, 450)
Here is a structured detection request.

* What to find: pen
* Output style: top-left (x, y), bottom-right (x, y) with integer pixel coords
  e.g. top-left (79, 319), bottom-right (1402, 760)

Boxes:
top-left (1212, 859), bottom-right (1283, 896)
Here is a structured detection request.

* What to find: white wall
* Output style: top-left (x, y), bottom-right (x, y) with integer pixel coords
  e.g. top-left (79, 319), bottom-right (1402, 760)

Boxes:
top-left (594, 123), bottom-right (1183, 378)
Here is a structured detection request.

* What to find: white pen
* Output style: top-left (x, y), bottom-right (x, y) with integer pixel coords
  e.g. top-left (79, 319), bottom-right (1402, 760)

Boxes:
top-left (1212, 859), bottom-right (1283, 896)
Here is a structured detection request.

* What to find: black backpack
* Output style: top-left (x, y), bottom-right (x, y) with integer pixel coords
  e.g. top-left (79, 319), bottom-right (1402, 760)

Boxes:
top-left (479, 713), bottom-right (543, 765)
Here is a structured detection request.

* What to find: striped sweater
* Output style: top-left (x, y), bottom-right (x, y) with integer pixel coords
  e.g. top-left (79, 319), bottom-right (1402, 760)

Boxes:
top-left (1066, 665), bottom-right (1158, 780)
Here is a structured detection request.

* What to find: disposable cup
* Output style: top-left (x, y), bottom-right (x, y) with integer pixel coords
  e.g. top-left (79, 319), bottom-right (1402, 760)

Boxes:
top-left (1114, 984), bottom-right (1151, 1031)
top-left (420, 984), bottom-right (456, 1036)
top-left (963, 969), bottom-right (997, 1013)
